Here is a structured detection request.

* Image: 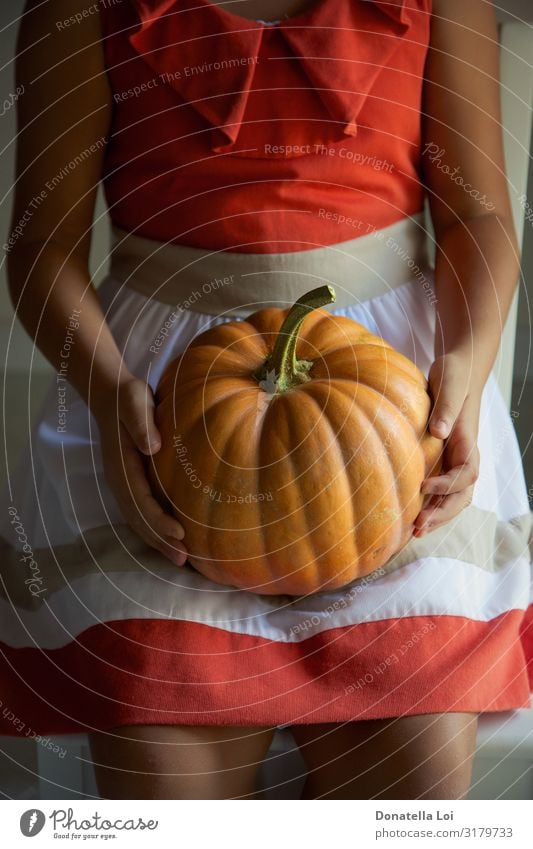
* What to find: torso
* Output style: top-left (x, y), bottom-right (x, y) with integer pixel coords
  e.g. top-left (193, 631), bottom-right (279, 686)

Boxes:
top-left (99, 0), bottom-right (433, 252)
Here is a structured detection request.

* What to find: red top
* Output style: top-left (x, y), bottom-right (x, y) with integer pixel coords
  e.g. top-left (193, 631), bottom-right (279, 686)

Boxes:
top-left (99, 0), bottom-right (432, 252)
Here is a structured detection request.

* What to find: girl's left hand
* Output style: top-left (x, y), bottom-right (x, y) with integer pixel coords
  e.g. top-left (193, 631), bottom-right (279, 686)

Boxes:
top-left (413, 353), bottom-right (482, 537)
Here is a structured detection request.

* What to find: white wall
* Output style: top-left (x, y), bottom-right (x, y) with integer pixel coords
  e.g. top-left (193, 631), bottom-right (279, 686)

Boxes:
top-left (496, 0), bottom-right (533, 21)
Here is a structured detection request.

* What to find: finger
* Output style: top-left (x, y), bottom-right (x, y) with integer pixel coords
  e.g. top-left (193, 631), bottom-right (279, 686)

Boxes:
top-left (421, 459), bottom-right (479, 495)
top-left (154, 537), bottom-right (189, 567)
top-left (414, 486), bottom-right (474, 535)
top-left (121, 493), bottom-right (189, 566)
top-left (447, 430), bottom-right (479, 472)
top-left (427, 357), bottom-right (468, 439)
top-left (121, 442), bottom-right (186, 541)
top-left (128, 515), bottom-right (189, 567)
top-left (104, 431), bottom-right (184, 542)
top-left (138, 490), bottom-right (186, 542)
top-left (102, 425), bottom-right (187, 566)
top-left (120, 381), bottom-right (161, 455)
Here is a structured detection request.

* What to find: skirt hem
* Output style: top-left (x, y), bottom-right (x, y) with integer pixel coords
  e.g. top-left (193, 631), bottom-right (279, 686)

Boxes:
top-left (1, 611), bottom-right (531, 736)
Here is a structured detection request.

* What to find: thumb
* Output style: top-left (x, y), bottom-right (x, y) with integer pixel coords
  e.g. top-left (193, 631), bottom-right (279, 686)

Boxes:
top-left (119, 379), bottom-right (162, 455)
top-left (427, 356), bottom-right (467, 440)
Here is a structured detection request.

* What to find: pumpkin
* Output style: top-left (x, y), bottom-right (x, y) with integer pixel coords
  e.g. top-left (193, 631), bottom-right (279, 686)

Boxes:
top-left (150, 285), bottom-right (443, 596)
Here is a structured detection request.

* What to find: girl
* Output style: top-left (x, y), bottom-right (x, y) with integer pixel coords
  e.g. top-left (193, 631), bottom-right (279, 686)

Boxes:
top-left (1, 0), bottom-right (532, 799)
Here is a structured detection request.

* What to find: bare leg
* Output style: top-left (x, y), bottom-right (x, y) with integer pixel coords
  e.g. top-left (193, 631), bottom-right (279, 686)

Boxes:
top-left (89, 724), bottom-right (276, 799)
top-left (290, 712), bottom-right (478, 799)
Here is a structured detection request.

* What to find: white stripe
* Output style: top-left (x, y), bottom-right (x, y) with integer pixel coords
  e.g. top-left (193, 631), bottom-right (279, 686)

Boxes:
top-left (1, 555), bottom-right (530, 650)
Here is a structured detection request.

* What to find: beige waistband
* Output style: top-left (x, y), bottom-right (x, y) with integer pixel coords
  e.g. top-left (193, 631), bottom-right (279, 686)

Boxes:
top-left (110, 213), bottom-right (430, 317)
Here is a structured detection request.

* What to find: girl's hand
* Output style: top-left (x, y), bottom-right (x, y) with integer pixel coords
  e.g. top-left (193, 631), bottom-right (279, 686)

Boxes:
top-left (414, 353), bottom-right (481, 537)
top-left (97, 377), bottom-right (188, 566)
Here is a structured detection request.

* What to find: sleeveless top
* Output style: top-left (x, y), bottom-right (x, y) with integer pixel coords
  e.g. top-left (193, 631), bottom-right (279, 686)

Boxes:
top-left (99, 0), bottom-right (432, 253)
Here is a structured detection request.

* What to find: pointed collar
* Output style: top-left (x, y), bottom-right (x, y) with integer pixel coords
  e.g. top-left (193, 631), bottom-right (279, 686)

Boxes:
top-left (129, 0), bottom-right (412, 152)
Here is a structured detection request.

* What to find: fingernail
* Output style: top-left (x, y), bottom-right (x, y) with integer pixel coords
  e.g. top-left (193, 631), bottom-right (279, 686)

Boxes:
top-left (433, 418), bottom-right (450, 437)
top-left (165, 549), bottom-right (185, 566)
top-left (140, 440), bottom-right (159, 454)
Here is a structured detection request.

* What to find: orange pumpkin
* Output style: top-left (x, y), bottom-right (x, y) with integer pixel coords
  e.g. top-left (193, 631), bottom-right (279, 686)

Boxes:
top-left (150, 286), bottom-right (442, 596)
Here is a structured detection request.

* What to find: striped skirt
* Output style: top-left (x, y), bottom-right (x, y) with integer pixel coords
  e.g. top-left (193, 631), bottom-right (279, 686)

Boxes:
top-left (1, 216), bottom-right (532, 734)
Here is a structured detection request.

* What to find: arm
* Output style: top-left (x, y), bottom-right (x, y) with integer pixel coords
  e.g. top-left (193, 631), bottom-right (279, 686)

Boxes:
top-left (8, 0), bottom-right (186, 563)
top-left (415, 0), bottom-right (520, 534)
top-left (8, 0), bottom-right (120, 409)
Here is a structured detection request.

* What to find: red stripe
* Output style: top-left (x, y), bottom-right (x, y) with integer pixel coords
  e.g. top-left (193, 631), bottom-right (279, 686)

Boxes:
top-left (0, 612), bottom-right (530, 735)
top-left (519, 602), bottom-right (533, 691)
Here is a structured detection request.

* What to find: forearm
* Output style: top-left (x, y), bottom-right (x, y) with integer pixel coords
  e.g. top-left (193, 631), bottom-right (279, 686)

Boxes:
top-left (432, 213), bottom-right (520, 391)
top-left (8, 241), bottom-right (133, 421)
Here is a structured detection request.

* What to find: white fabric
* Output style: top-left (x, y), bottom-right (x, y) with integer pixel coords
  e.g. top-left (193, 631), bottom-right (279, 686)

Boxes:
top-left (1, 556), bottom-right (531, 650)
top-left (110, 213), bottom-right (430, 315)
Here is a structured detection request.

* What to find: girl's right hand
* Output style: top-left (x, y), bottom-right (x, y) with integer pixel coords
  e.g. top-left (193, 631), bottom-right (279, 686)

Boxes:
top-left (97, 377), bottom-right (188, 567)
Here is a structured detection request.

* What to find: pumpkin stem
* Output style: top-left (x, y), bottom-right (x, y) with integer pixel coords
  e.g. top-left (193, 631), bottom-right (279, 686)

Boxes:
top-left (253, 285), bottom-right (336, 393)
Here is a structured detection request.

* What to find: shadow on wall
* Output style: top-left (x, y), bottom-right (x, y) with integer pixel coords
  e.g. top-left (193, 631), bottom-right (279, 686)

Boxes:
top-left (512, 139), bottom-right (533, 495)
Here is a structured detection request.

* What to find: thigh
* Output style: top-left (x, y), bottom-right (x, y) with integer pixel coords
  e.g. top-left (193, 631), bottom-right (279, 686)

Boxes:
top-left (89, 724), bottom-right (276, 799)
top-left (290, 712), bottom-right (478, 800)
